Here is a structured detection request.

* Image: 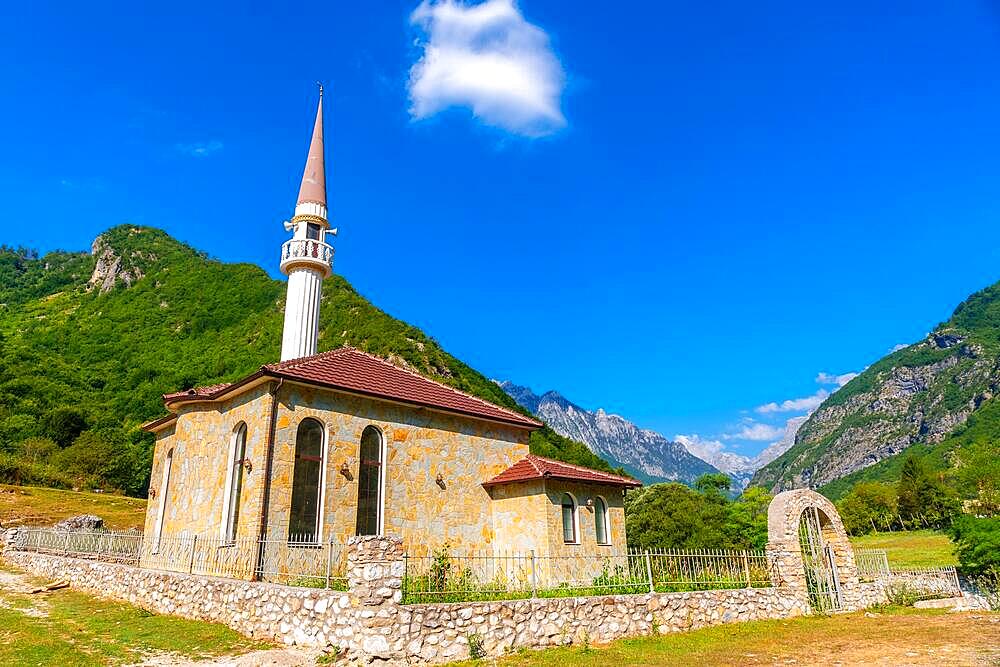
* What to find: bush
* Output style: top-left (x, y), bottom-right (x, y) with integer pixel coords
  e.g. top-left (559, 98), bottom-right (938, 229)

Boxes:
top-left (950, 515), bottom-right (1000, 575)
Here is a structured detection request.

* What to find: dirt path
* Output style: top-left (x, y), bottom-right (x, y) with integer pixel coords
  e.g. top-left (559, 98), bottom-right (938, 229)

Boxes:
top-left (748, 611), bottom-right (1000, 667)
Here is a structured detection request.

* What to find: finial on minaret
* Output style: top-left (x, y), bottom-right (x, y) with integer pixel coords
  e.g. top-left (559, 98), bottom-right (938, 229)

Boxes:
top-left (279, 87), bottom-right (335, 362)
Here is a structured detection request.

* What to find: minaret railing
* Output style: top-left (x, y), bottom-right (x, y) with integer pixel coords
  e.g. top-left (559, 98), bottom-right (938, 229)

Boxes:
top-left (280, 238), bottom-right (334, 271)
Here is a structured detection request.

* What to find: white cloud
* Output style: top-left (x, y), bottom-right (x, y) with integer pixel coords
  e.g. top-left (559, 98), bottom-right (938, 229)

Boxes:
top-left (889, 343), bottom-right (909, 353)
top-left (675, 434), bottom-right (726, 459)
top-left (815, 371), bottom-right (858, 387)
top-left (408, 0), bottom-right (566, 137)
top-left (755, 389), bottom-right (829, 414)
top-left (723, 421), bottom-right (786, 442)
top-left (176, 140), bottom-right (223, 157)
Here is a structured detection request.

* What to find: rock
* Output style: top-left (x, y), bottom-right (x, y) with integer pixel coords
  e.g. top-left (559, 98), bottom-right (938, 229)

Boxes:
top-left (53, 515), bottom-right (104, 532)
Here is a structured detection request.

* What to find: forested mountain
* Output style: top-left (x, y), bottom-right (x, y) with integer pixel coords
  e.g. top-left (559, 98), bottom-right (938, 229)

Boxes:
top-left (752, 277), bottom-right (1000, 498)
top-left (0, 226), bottom-right (616, 496)
top-left (499, 382), bottom-right (720, 486)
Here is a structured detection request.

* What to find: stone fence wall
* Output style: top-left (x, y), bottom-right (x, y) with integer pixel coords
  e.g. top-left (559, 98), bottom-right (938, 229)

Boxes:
top-left (5, 535), bottom-right (810, 664)
top-left (2, 533), bottom-right (972, 665)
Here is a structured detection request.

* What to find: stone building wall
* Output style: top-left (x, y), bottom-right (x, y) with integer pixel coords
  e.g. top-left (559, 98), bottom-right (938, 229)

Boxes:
top-left (146, 380), bottom-right (536, 557)
top-left (487, 480), bottom-right (549, 555)
top-left (267, 383), bottom-right (531, 554)
top-left (145, 383), bottom-right (274, 541)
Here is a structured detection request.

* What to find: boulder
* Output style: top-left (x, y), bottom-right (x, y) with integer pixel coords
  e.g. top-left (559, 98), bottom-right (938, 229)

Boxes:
top-left (54, 515), bottom-right (104, 532)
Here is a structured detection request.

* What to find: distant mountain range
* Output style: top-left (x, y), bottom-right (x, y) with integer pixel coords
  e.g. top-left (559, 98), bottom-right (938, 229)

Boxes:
top-left (499, 382), bottom-right (803, 489)
top-left (499, 382), bottom-right (722, 485)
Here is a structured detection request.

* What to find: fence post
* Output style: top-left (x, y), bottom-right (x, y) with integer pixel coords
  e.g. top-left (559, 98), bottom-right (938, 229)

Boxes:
top-left (325, 536), bottom-right (334, 589)
top-left (742, 550), bottom-right (751, 588)
top-left (188, 535), bottom-right (198, 574)
top-left (530, 550), bottom-right (538, 598)
top-left (63, 531), bottom-right (70, 556)
top-left (644, 551), bottom-right (654, 594)
top-left (951, 567), bottom-right (961, 594)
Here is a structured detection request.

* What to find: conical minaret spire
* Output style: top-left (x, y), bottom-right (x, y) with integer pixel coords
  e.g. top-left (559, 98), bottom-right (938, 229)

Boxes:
top-left (296, 85), bottom-right (326, 213)
top-left (279, 85), bottom-right (336, 362)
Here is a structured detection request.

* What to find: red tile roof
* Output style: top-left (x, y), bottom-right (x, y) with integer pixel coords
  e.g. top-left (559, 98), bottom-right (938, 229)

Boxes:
top-left (160, 347), bottom-right (542, 430)
top-left (483, 454), bottom-right (641, 489)
top-left (162, 383), bottom-right (233, 401)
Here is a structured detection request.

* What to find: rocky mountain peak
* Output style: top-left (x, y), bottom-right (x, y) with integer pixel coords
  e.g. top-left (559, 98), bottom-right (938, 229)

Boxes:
top-left (500, 381), bottom-right (723, 486)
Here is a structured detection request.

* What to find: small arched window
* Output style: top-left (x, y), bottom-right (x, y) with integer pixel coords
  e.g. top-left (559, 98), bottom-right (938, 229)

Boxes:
top-left (355, 426), bottom-right (384, 536)
top-left (594, 496), bottom-right (610, 545)
top-left (289, 418), bottom-right (325, 542)
top-left (222, 423), bottom-right (248, 543)
top-left (561, 493), bottom-right (578, 544)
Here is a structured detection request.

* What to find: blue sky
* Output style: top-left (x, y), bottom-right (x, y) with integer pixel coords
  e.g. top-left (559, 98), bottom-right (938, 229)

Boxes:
top-left (3, 1), bottom-right (1000, 464)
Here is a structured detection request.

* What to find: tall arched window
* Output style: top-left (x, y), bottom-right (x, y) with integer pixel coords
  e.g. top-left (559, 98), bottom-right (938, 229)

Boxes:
top-left (153, 448), bottom-right (173, 553)
top-left (594, 496), bottom-right (610, 545)
top-left (561, 493), bottom-right (578, 544)
top-left (355, 426), bottom-right (383, 536)
top-left (222, 423), bottom-right (247, 543)
top-left (289, 418), bottom-right (324, 542)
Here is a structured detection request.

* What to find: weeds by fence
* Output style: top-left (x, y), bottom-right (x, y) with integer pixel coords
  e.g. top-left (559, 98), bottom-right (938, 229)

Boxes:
top-left (13, 528), bottom-right (348, 589)
top-left (401, 546), bottom-right (776, 603)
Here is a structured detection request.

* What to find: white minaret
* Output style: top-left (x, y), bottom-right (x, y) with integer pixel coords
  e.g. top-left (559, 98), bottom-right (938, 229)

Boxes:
top-left (279, 86), bottom-right (335, 361)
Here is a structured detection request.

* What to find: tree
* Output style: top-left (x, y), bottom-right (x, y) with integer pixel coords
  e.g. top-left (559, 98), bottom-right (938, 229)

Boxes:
top-left (625, 483), bottom-right (729, 550)
top-left (956, 442), bottom-right (1000, 516)
top-left (837, 481), bottom-right (897, 535)
top-left (694, 473), bottom-right (732, 498)
top-left (950, 516), bottom-right (1000, 575)
top-left (40, 407), bottom-right (88, 448)
top-left (896, 454), bottom-right (959, 527)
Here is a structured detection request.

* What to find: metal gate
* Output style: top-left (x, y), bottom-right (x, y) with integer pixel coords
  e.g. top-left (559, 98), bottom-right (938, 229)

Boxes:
top-left (798, 506), bottom-right (843, 612)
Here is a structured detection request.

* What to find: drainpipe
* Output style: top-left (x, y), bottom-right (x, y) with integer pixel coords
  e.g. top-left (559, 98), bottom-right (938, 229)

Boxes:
top-left (253, 377), bottom-right (283, 581)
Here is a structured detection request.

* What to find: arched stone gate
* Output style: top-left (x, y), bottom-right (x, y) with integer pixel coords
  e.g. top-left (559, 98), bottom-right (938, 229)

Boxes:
top-left (767, 489), bottom-right (864, 612)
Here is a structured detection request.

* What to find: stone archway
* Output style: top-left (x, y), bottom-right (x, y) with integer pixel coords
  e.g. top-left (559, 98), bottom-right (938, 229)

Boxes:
top-left (767, 489), bottom-right (863, 612)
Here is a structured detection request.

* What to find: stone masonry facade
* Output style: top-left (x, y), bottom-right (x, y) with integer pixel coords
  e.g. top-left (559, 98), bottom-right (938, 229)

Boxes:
top-left (145, 380), bottom-right (630, 562)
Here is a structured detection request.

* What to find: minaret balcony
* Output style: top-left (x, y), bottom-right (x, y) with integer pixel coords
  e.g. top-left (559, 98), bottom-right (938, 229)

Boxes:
top-left (280, 238), bottom-right (334, 277)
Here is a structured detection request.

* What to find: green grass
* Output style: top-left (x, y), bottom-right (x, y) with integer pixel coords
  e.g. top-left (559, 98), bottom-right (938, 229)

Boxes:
top-left (0, 484), bottom-right (147, 530)
top-left (449, 606), bottom-right (999, 666)
top-left (849, 529), bottom-right (957, 567)
top-left (0, 566), bottom-right (271, 665)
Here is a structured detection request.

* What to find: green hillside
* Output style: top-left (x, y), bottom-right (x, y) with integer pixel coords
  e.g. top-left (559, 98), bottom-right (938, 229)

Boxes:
top-left (0, 225), bottom-right (615, 496)
top-left (752, 277), bottom-right (1000, 504)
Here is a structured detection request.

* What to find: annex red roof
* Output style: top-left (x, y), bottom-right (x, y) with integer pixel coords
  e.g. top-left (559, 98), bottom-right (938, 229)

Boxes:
top-left (159, 347), bottom-right (541, 430)
top-left (483, 454), bottom-right (641, 489)
top-left (162, 383), bottom-right (233, 401)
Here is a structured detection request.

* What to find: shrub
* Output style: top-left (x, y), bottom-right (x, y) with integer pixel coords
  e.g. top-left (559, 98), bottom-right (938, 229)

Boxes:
top-left (950, 515), bottom-right (1000, 575)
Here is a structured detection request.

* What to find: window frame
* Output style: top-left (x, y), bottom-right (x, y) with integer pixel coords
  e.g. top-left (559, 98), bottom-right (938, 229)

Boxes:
top-left (287, 418), bottom-right (327, 545)
top-left (594, 495), bottom-right (611, 546)
top-left (220, 423), bottom-right (248, 544)
top-left (355, 425), bottom-right (386, 536)
top-left (561, 492), bottom-right (579, 545)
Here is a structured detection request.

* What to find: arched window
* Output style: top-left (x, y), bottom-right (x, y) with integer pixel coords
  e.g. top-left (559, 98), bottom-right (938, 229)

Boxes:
top-left (594, 496), bottom-right (610, 545)
top-left (561, 493), bottom-right (578, 544)
top-left (153, 448), bottom-right (173, 553)
top-left (222, 423), bottom-right (247, 543)
top-left (289, 418), bottom-right (324, 542)
top-left (355, 426), bottom-right (383, 536)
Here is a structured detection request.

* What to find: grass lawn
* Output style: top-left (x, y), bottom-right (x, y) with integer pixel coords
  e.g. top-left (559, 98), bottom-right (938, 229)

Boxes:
top-left (452, 607), bottom-right (1000, 666)
top-left (0, 565), bottom-right (271, 666)
top-left (849, 529), bottom-right (957, 568)
top-left (0, 485), bottom-right (147, 531)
